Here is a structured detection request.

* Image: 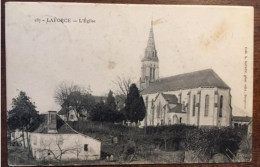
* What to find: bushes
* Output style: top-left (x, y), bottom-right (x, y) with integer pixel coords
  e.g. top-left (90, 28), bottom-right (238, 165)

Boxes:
top-left (70, 121), bottom-right (246, 162)
top-left (182, 126), bottom-right (245, 161)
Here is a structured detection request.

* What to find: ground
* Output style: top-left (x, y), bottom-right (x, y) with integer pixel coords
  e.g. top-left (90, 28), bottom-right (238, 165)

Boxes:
top-left (8, 146), bottom-right (37, 166)
top-left (7, 122), bottom-right (251, 165)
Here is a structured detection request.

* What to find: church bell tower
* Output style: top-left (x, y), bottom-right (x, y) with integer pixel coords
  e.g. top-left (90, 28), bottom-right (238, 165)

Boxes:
top-left (140, 21), bottom-right (159, 90)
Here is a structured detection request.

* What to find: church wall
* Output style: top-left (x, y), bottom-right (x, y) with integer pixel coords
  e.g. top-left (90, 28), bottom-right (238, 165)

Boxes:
top-left (217, 89), bottom-right (232, 126)
top-left (198, 88), bottom-right (216, 126)
top-left (153, 93), bottom-right (168, 126)
top-left (187, 89), bottom-right (199, 126)
top-left (140, 88), bottom-right (231, 127)
top-left (141, 93), bottom-right (158, 127)
top-left (167, 112), bottom-right (187, 125)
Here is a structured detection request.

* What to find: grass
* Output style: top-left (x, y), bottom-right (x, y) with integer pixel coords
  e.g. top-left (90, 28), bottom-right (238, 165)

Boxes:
top-left (8, 145), bottom-right (37, 166)
top-left (8, 121), bottom-right (251, 165)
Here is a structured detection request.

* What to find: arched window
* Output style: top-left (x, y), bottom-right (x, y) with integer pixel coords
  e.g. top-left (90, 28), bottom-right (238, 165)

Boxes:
top-left (219, 96), bottom-right (223, 117)
top-left (205, 95), bottom-right (209, 116)
top-left (142, 64), bottom-right (146, 77)
top-left (153, 66), bottom-right (155, 79)
top-left (157, 102), bottom-right (161, 118)
top-left (145, 96), bottom-right (148, 107)
top-left (150, 67), bottom-right (152, 79)
top-left (192, 95), bottom-right (196, 116)
top-left (151, 99), bottom-right (154, 125)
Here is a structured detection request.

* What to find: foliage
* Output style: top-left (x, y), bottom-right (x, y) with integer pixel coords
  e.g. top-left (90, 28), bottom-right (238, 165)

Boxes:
top-left (89, 90), bottom-right (125, 123)
top-left (7, 91), bottom-right (39, 131)
top-left (89, 104), bottom-right (125, 123)
top-left (125, 84), bottom-right (146, 123)
top-left (106, 90), bottom-right (116, 110)
top-left (69, 119), bottom-right (246, 163)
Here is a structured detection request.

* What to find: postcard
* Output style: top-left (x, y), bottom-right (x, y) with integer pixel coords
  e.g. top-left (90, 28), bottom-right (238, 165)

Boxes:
top-left (5, 2), bottom-right (253, 165)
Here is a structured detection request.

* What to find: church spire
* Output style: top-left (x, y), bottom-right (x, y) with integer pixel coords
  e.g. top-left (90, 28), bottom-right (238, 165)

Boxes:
top-left (140, 20), bottom-right (160, 90)
top-left (142, 20), bottom-right (159, 62)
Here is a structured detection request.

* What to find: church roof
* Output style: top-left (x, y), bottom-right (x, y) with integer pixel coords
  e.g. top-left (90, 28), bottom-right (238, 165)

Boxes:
top-left (161, 93), bottom-right (178, 104)
top-left (141, 69), bottom-right (230, 94)
top-left (232, 116), bottom-right (252, 122)
top-left (167, 104), bottom-right (185, 113)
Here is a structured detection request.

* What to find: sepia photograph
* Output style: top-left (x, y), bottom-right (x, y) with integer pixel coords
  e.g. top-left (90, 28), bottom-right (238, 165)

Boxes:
top-left (5, 2), bottom-right (254, 165)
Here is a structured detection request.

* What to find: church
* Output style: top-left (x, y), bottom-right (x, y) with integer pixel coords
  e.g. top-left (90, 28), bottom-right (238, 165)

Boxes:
top-left (139, 22), bottom-right (232, 127)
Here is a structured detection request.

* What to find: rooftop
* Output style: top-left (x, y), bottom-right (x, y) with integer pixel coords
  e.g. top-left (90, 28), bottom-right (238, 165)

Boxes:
top-left (141, 69), bottom-right (230, 94)
top-left (232, 116), bottom-right (252, 122)
top-left (29, 114), bottom-right (77, 134)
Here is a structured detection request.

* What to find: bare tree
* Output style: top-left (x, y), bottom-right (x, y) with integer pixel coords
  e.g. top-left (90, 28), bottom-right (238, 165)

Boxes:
top-left (54, 82), bottom-right (94, 120)
top-left (39, 135), bottom-right (79, 162)
top-left (70, 138), bottom-right (82, 161)
top-left (112, 76), bottom-right (131, 97)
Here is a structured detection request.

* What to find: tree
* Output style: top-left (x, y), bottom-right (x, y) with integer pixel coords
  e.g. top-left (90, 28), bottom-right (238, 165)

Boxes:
top-left (112, 76), bottom-right (132, 99)
top-left (54, 82), bottom-right (95, 120)
top-left (89, 90), bottom-right (125, 123)
top-left (125, 84), bottom-right (146, 123)
top-left (106, 90), bottom-right (116, 110)
top-left (39, 135), bottom-right (80, 162)
top-left (7, 91), bottom-right (39, 150)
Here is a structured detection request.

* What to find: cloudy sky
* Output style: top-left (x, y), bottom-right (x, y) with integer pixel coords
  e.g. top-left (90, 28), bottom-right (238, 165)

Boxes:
top-left (6, 3), bottom-right (253, 116)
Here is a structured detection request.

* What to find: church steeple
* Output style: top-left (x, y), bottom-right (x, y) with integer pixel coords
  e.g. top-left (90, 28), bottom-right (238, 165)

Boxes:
top-left (140, 20), bottom-right (160, 90)
top-left (142, 20), bottom-right (159, 62)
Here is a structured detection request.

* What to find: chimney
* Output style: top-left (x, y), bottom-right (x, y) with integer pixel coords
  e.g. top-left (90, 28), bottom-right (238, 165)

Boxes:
top-left (48, 111), bottom-right (58, 133)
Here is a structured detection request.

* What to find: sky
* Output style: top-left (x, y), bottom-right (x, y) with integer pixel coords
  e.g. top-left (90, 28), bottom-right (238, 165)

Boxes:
top-left (6, 3), bottom-right (253, 116)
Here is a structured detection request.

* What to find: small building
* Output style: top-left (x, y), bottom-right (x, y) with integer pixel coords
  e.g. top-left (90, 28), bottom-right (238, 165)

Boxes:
top-left (30, 111), bottom-right (101, 161)
top-left (58, 107), bottom-right (79, 122)
top-left (232, 116), bottom-right (252, 127)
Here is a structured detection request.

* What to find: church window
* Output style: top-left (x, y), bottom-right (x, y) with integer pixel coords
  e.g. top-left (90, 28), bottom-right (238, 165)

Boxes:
top-left (179, 94), bottom-right (182, 103)
top-left (180, 117), bottom-right (182, 123)
top-left (151, 100), bottom-right (154, 125)
top-left (169, 119), bottom-right (171, 125)
top-left (157, 103), bottom-right (160, 118)
top-left (192, 95), bottom-right (196, 116)
top-left (205, 95), bottom-right (209, 116)
top-left (145, 96), bottom-right (148, 107)
top-left (163, 106), bottom-right (166, 120)
top-left (182, 101), bottom-right (185, 111)
top-left (153, 67), bottom-right (155, 79)
top-left (219, 96), bottom-right (223, 117)
top-left (150, 67), bottom-right (153, 79)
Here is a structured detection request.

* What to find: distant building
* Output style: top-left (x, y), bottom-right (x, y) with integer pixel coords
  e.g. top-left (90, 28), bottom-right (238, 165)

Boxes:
top-left (93, 96), bottom-right (107, 103)
top-left (140, 22), bottom-right (232, 127)
top-left (58, 107), bottom-right (81, 122)
top-left (232, 116), bottom-right (252, 127)
top-left (115, 95), bottom-right (126, 111)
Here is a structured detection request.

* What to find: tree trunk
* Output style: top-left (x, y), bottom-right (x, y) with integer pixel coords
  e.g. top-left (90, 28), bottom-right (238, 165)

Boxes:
top-left (26, 130), bottom-right (31, 159)
top-left (22, 129), bottom-right (26, 149)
